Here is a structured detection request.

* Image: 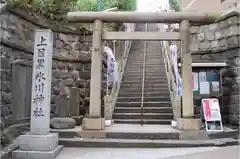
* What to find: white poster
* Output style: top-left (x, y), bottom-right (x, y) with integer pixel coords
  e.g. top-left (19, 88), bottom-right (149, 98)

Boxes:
top-left (192, 73), bottom-right (199, 91)
top-left (199, 72), bottom-right (207, 82)
top-left (200, 82), bottom-right (210, 94)
top-left (212, 82), bottom-right (220, 92)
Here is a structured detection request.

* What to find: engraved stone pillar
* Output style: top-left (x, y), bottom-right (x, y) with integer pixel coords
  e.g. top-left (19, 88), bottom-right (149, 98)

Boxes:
top-left (12, 29), bottom-right (63, 159)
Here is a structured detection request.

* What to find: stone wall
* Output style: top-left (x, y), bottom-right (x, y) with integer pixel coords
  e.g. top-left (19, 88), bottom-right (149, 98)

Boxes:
top-left (0, 7), bottom-right (109, 146)
top-left (189, 12), bottom-right (239, 63)
top-left (188, 11), bottom-right (240, 125)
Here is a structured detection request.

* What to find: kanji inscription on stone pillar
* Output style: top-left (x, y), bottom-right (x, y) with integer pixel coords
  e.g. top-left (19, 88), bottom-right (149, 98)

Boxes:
top-left (30, 29), bottom-right (53, 135)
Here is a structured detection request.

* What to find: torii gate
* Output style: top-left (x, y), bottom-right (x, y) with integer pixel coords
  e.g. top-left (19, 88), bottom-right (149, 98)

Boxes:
top-left (66, 11), bottom-right (218, 130)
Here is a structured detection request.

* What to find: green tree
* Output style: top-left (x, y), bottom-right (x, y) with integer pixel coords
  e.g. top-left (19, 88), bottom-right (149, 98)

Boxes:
top-left (169, 0), bottom-right (180, 11)
top-left (9, 0), bottom-right (137, 16)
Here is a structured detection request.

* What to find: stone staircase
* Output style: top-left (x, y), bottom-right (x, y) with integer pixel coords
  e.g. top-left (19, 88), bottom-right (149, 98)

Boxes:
top-left (113, 23), bottom-right (173, 125)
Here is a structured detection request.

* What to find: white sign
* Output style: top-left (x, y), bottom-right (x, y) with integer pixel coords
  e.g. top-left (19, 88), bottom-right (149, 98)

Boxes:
top-left (200, 82), bottom-right (210, 94)
top-left (30, 29), bottom-right (53, 135)
top-left (192, 73), bottom-right (199, 91)
top-left (199, 72), bottom-right (207, 82)
top-left (212, 82), bottom-right (220, 92)
top-left (202, 98), bottom-right (223, 132)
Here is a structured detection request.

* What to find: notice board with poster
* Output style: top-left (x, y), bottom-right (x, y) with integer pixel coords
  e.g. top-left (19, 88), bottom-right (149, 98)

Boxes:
top-left (202, 98), bottom-right (223, 132)
top-left (192, 70), bottom-right (221, 95)
top-left (190, 67), bottom-right (224, 123)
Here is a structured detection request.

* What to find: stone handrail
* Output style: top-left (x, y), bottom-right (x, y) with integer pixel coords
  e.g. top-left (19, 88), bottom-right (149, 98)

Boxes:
top-left (158, 25), bottom-right (181, 120)
top-left (104, 23), bottom-right (135, 121)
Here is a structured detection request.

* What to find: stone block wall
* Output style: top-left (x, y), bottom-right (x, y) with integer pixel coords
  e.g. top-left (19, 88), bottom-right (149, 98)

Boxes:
top-left (0, 7), bottom-right (112, 146)
top-left (189, 12), bottom-right (239, 63)
top-left (188, 11), bottom-right (240, 125)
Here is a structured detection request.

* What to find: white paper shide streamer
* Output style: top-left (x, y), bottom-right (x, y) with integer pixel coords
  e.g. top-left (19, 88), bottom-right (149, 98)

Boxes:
top-left (170, 44), bottom-right (182, 96)
top-left (104, 46), bottom-right (118, 86)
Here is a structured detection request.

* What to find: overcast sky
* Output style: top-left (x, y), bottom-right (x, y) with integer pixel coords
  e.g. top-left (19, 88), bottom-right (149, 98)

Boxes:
top-left (137, 0), bottom-right (169, 11)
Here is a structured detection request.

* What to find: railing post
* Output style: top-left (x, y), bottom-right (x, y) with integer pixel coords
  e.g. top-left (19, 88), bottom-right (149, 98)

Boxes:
top-left (177, 20), bottom-right (200, 131)
top-left (82, 19), bottom-right (105, 130)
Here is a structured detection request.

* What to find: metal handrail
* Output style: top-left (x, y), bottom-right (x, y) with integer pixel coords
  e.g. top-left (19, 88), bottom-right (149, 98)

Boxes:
top-left (140, 23), bottom-right (148, 125)
top-left (158, 23), bottom-right (180, 120)
top-left (161, 40), bottom-right (179, 119)
top-left (104, 23), bottom-right (135, 120)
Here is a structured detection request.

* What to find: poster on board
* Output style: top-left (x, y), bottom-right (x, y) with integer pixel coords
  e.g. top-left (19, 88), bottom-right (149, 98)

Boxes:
top-left (192, 73), bottom-right (199, 91)
top-left (212, 82), bottom-right (220, 92)
top-left (202, 98), bottom-right (223, 132)
top-left (199, 72), bottom-right (207, 82)
top-left (200, 82), bottom-right (210, 94)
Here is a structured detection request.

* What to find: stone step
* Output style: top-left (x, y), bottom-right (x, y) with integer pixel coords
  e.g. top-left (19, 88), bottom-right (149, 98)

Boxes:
top-left (115, 101), bottom-right (171, 107)
top-left (126, 64), bottom-right (165, 67)
top-left (127, 62), bottom-right (165, 65)
top-left (121, 79), bottom-right (167, 83)
top-left (122, 76), bottom-right (167, 81)
top-left (122, 76), bottom-right (168, 84)
top-left (59, 137), bottom-right (239, 148)
top-left (124, 69), bottom-right (166, 73)
top-left (124, 72), bottom-right (166, 76)
top-left (106, 132), bottom-right (178, 140)
top-left (113, 113), bottom-right (173, 120)
top-left (125, 68), bottom-right (166, 71)
top-left (125, 64), bottom-right (165, 67)
top-left (118, 91), bottom-right (170, 97)
top-left (113, 119), bottom-right (172, 125)
top-left (144, 66), bottom-right (166, 69)
top-left (125, 66), bottom-right (166, 69)
top-left (119, 87), bottom-right (169, 93)
top-left (114, 107), bottom-right (173, 113)
top-left (121, 80), bottom-right (168, 84)
top-left (128, 55), bottom-right (163, 57)
top-left (126, 60), bottom-right (164, 63)
top-left (120, 83), bottom-right (168, 88)
top-left (123, 75), bottom-right (167, 80)
top-left (128, 55), bottom-right (163, 58)
top-left (145, 48), bottom-right (162, 52)
top-left (117, 96), bottom-right (170, 102)
top-left (120, 81), bottom-right (169, 86)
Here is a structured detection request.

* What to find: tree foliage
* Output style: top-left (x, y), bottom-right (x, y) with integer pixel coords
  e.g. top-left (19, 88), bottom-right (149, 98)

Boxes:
top-left (9, 0), bottom-right (137, 20)
top-left (169, 0), bottom-right (180, 11)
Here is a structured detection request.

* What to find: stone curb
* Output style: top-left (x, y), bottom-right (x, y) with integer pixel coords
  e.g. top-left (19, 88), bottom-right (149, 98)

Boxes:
top-left (59, 138), bottom-right (239, 148)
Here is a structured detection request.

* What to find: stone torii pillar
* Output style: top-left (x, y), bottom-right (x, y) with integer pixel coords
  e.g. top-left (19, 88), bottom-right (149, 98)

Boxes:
top-left (177, 20), bottom-right (201, 131)
top-left (12, 29), bottom-right (63, 159)
top-left (82, 19), bottom-right (105, 130)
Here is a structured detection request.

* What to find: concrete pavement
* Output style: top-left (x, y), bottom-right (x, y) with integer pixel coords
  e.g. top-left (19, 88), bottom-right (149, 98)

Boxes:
top-left (55, 146), bottom-right (239, 159)
top-left (162, 145), bottom-right (239, 159)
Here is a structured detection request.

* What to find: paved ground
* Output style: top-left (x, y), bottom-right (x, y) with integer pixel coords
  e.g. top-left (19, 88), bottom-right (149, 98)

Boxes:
top-left (55, 146), bottom-right (239, 159)
top-left (163, 145), bottom-right (239, 159)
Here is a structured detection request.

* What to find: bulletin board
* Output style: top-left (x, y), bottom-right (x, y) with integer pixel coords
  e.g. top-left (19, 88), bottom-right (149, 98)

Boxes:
top-left (191, 67), bottom-right (224, 122)
top-left (192, 68), bottom-right (221, 96)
